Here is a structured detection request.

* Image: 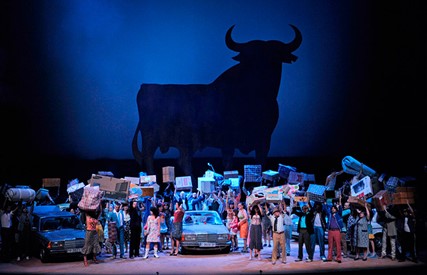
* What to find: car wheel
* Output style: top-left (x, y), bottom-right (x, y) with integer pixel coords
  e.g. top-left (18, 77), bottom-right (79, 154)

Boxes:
top-left (39, 248), bottom-right (49, 263)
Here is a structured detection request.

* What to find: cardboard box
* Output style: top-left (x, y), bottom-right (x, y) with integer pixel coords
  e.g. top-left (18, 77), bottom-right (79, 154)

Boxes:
top-left (294, 196), bottom-right (308, 202)
top-left (347, 196), bottom-right (369, 208)
top-left (124, 176), bottom-right (140, 185)
top-left (140, 175), bottom-right (157, 184)
top-left (350, 176), bottom-right (374, 198)
top-left (372, 190), bottom-right (392, 209)
top-left (307, 184), bottom-right (327, 202)
top-left (42, 178), bottom-right (61, 187)
top-left (230, 178), bottom-right (240, 189)
top-left (278, 164), bottom-right (297, 179)
top-left (224, 170), bottom-right (239, 179)
top-left (392, 191), bottom-right (415, 204)
top-left (88, 174), bottom-right (130, 202)
top-left (262, 170), bottom-right (280, 182)
top-left (244, 165), bottom-right (262, 182)
top-left (197, 177), bottom-right (215, 193)
top-left (162, 166), bottom-right (175, 182)
top-left (265, 186), bottom-right (282, 202)
top-left (141, 186), bottom-right (154, 197)
top-left (176, 176), bottom-right (192, 190)
top-left (288, 171), bottom-right (305, 184)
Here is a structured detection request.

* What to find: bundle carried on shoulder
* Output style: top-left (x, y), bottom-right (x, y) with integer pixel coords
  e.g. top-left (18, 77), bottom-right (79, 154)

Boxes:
top-left (77, 184), bottom-right (103, 211)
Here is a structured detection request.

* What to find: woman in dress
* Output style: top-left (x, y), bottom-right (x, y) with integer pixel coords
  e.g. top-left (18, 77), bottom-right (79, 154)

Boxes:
top-left (248, 204), bottom-right (263, 260)
top-left (143, 206), bottom-right (161, 258)
top-left (123, 203), bottom-right (131, 253)
top-left (237, 202), bottom-right (249, 253)
top-left (170, 201), bottom-right (185, 256)
top-left (353, 203), bottom-right (370, 261)
top-left (81, 205), bottom-right (102, 266)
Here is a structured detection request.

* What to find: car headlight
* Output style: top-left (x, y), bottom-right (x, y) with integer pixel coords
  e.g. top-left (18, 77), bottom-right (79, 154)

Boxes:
top-left (183, 234), bottom-right (196, 241)
top-left (217, 234), bottom-right (229, 241)
top-left (47, 241), bottom-right (65, 249)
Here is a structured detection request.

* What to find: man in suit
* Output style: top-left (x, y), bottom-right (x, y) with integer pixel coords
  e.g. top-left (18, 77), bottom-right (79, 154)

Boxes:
top-left (109, 202), bottom-right (126, 259)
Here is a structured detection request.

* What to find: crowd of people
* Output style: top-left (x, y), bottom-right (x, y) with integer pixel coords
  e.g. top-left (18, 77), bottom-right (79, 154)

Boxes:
top-left (0, 174), bottom-right (420, 267)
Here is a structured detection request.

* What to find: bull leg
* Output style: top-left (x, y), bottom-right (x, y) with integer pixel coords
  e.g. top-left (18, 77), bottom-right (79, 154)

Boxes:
top-left (141, 141), bottom-right (157, 175)
top-left (255, 141), bottom-right (270, 166)
top-left (178, 148), bottom-right (194, 177)
top-left (221, 148), bottom-right (235, 171)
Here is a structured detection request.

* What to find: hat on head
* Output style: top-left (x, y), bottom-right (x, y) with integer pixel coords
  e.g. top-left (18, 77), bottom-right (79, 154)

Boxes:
top-left (273, 207), bottom-right (280, 214)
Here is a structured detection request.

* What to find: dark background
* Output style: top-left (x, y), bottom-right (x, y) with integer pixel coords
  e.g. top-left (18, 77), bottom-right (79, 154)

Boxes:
top-left (0, 1), bottom-right (425, 194)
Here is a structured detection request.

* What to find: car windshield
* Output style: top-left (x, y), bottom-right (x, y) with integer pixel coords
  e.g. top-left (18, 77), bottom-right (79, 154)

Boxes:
top-left (184, 212), bottom-right (222, 225)
top-left (41, 216), bottom-right (81, 231)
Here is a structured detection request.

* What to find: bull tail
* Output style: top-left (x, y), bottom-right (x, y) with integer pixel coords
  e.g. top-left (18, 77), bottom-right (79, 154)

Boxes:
top-left (132, 122), bottom-right (143, 167)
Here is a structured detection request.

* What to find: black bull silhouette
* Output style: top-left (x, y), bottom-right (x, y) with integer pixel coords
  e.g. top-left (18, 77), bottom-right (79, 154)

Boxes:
top-left (132, 25), bottom-right (302, 177)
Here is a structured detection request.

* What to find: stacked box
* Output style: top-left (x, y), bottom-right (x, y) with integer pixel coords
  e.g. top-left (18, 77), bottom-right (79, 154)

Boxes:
top-left (306, 184), bottom-right (327, 202)
top-left (392, 187), bottom-right (415, 204)
top-left (278, 164), bottom-right (297, 179)
top-left (372, 190), bottom-right (392, 209)
top-left (162, 166), bottom-right (175, 182)
top-left (42, 178), bottom-right (61, 187)
top-left (224, 170), bottom-right (239, 179)
top-left (244, 165), bottom-right (262, 182)
top-left (176, 176), bottom-right (192, 190)
top-left (262, 170), bottom-right (280, 182)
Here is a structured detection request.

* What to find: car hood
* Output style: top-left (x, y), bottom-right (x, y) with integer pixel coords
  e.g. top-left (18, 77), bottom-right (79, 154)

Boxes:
top-left (39, 229), bottom-right (85, 241)
top-left (183, 223), bottom-right (229, 234)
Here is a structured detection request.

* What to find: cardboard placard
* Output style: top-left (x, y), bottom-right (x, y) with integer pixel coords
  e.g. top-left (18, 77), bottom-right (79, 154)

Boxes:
top-left (176, 176), bottom-right (192, 190)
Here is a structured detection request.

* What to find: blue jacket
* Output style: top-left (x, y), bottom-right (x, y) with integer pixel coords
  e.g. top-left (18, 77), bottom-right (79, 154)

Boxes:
top-left (325, 204), bottom-right (345, 232)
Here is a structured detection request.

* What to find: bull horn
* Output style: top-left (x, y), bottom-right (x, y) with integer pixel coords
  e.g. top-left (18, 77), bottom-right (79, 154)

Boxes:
top-left (285, 24), bottom-right (302, 52)
top-left (225, 25), bottom-right (244, 52)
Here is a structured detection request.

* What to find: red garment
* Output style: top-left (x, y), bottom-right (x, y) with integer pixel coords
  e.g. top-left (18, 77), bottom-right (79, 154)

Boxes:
top-left (174, 209), bottom-right (184, 223)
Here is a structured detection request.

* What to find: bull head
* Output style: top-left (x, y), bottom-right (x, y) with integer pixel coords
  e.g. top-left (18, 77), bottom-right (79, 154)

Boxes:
top-left (225, 24), bottom-right (302, 64)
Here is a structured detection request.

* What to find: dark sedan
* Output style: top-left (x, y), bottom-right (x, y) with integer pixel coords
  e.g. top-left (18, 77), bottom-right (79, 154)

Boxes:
top-left (31, 205), bottom-right (85, 262)
top-left (179, 210), bottom-right (232, 254)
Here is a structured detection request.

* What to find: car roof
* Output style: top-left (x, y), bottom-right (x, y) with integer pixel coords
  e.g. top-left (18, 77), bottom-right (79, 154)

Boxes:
top-left (32, 205), bottom-right (75, 218)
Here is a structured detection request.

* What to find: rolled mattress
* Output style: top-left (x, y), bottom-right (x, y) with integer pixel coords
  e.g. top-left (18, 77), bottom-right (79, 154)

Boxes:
top-left (341, 155), bottom-right (376, 177)
top-left (6, 188), bottom-right (36, 202)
